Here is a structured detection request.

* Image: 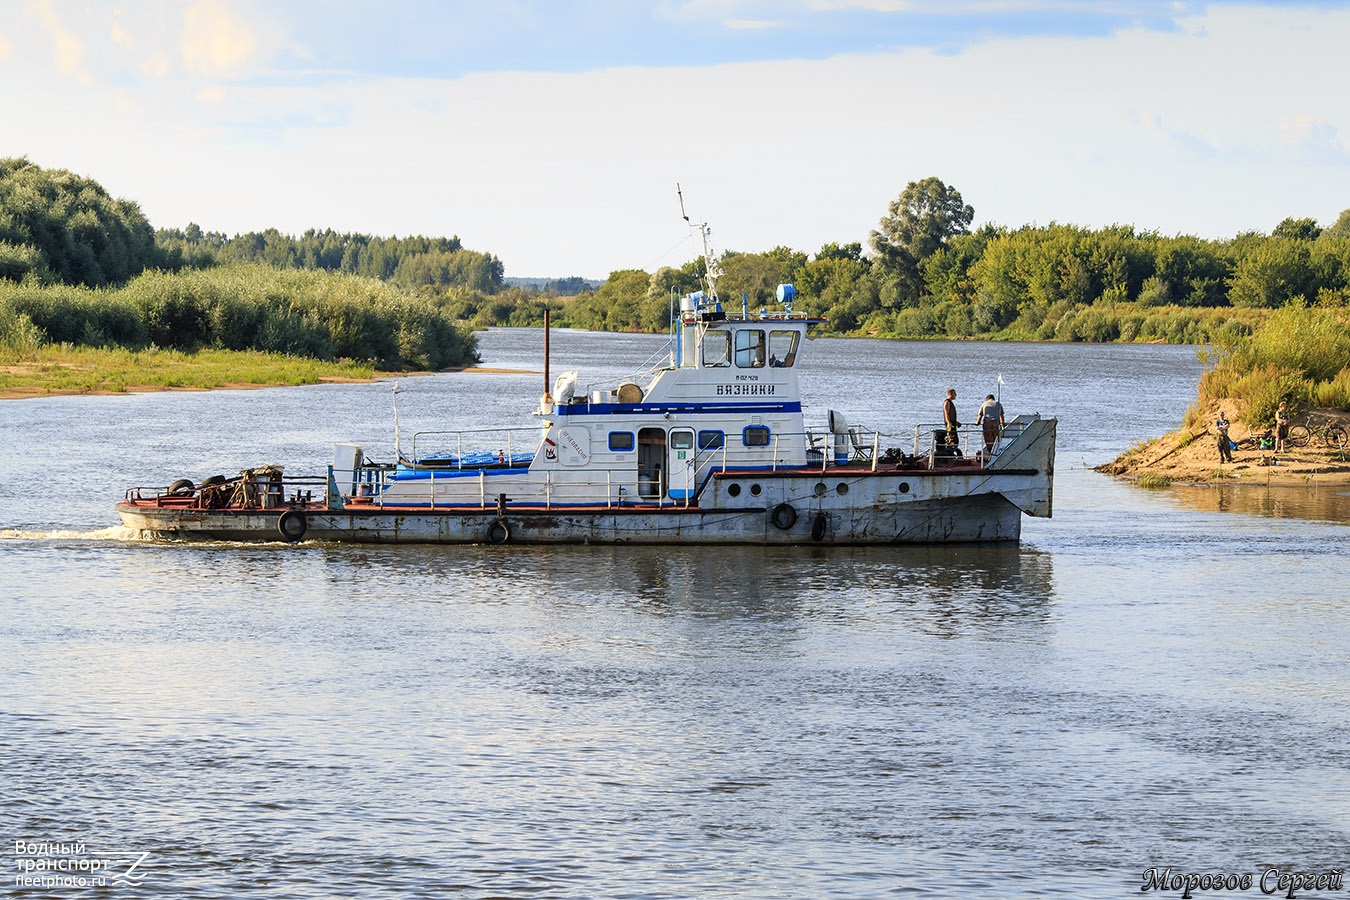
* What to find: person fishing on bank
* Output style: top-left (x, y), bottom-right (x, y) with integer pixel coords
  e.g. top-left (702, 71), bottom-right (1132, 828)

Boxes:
top-left (1216, 411), bottom-right (1233, 463)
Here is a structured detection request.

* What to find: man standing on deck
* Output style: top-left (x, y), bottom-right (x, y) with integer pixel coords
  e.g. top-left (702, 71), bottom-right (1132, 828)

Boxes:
top-left (943, 388), bottom-right (960, 452)
top-left (976, 394), bottom-right (1005, 462)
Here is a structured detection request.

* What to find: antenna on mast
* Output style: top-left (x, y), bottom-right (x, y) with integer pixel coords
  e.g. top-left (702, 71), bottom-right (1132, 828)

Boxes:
top-left (676, 184), bottom-right (721, 303)
top-left (391, 380), bottom-right (402, 461)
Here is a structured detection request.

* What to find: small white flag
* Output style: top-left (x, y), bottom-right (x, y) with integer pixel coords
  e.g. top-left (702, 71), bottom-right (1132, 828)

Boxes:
top-left (997, 373), bottom-right (1005, 385)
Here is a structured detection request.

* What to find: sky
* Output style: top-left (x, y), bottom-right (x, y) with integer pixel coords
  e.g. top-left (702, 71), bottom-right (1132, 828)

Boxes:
top-left (3, 0), bottom-right (1348, 279)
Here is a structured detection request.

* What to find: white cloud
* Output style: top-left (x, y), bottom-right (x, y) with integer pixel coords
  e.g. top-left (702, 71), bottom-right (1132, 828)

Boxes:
top-left (5, 3), bottom-right (1349, 275)
top-left (180, 0), bottom-right (263, 78)
top-left (110, 20), bottom-right (134, 50)
top-left (806, 0), bottom-right (911, 11)
top-left (724, 19), bottom-right (784, 29)
top-left (29, 0), bottom-right (90, 82)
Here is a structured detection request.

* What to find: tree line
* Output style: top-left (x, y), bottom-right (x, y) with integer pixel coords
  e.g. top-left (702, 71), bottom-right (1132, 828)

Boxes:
top-left (550, 178), bottom-right (1350, 345)
top-left (157, 225), bottom-right (507, 294)
top-left (0, 157), bottom-right (158, 288)
top-left (0, 158), bottom-right (481, 367)
top-left (5, 156), bottom-right (1348, 369)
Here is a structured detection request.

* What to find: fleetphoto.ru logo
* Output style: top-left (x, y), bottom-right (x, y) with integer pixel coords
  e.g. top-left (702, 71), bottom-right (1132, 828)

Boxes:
top-left (12, 841), bottom-right (151, 890)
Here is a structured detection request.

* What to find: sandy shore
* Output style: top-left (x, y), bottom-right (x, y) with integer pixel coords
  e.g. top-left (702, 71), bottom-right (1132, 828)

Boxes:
top-left (1096, 402), bottom-right (1350, 487)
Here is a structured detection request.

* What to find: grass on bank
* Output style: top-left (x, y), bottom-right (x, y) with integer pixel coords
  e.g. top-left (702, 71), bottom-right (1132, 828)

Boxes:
top-left (1183, 304), bottom-right (1350, 430)
top-left (0, 344), bottom-right (393, 396)
top-left (0, 264), bottom-right (478, 371)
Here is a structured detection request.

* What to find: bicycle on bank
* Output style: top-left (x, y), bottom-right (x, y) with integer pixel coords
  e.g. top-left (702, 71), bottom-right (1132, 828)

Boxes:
top-left (1232, 428), bottom-right (1274, 451)
top-left (1288, 413), bottom-right (1348, 450)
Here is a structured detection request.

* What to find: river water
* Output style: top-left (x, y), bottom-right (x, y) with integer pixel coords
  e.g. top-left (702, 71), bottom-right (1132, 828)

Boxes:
top-left (2, 330), bottom-right (1346, 898)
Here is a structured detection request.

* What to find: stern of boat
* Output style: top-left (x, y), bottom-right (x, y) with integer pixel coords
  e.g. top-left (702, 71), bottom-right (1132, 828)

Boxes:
top-left (986, 414), bottom-right (1056, 517)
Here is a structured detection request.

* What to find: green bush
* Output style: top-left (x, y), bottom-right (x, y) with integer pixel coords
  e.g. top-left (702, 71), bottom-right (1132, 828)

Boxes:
top-left (0, 265), bottom-right (477, 369)
top-left (1240, 304), bottom-right (1350, 383)
top-left (1233, 366), bottom-right (1312, 425)
top-left (1310, 366), bottom-right (1350, 409)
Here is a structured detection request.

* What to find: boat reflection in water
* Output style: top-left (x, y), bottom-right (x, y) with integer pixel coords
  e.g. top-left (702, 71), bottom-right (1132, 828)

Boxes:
top-left (310, 541), bottom-right (1055, 639)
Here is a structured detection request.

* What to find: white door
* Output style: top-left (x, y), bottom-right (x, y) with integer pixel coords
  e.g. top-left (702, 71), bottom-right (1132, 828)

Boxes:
top-left (668, 429), bottom-right (695, 500)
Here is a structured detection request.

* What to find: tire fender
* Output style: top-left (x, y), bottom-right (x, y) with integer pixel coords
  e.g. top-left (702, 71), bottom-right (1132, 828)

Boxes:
top-left (277, 510), bottom-right (308, 542)
top-left (770, 502), bottom-right (798, 531)
top-left (487, 519), bottom-right (511, 545)
top-left (810, 513), bottom-right (827, 542)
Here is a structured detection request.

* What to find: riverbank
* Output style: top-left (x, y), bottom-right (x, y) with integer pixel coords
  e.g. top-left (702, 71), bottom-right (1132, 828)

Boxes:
top-left (0, 345), bottom-right (538, 400)
top-left (1096, 400), bottom-right (1350, 486)
top-left (0, 345), bottom-right (389, 399)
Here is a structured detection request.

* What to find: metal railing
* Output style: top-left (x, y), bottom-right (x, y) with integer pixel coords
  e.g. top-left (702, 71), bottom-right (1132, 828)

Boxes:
top-left (408, 427), bottom-right (541, 468)
top-left (341, 424), bottom-right (918, 512)
top-left (123, 471), bottom-right (330, 509)
top-left (911, 420), bottom-right (1028, 467)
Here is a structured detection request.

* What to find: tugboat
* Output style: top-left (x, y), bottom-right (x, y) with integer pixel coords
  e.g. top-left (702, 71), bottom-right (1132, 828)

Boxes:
top-left (117, 205), bottom-right (1055, 545)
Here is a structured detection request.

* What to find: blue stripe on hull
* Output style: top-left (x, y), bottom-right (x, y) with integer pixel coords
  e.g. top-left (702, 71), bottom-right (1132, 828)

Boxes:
top-left (554, 401), bottom-right (801, 416)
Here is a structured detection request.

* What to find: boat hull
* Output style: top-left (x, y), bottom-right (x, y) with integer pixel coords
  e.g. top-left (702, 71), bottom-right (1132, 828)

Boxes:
top-left (117, 476), bottom-right (1028, 545)
top-left (117, 415), bottom-right (1054, 546)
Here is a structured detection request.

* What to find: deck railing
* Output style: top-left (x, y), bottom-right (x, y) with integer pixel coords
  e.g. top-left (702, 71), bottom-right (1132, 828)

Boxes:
top-left (911, 420), bottom-right (1027, 467)
top-left (408, 427), bottom-right (541, 468)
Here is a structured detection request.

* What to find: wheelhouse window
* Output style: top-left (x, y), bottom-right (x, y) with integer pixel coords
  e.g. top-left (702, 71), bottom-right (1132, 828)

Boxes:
top-left (735, 329), bottom-right (766, 368)
top-left (743, 425), bottom-right (771, 447)
top-left (608, 431), bottom-right (635, 452)
top-left (701, 330), bottom-right (730, 368)
top-left (768, 330), bottom-right (799, 367)
top-left (698, 430), bottom-right (725, 450)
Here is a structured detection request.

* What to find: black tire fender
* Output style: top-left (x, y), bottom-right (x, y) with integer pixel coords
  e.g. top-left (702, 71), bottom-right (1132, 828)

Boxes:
top-left (770, 502), bottom-right (798, 531)
top-left (487, 519), bottom-right (511, 545)
top-left (200, 474), bottom-right (227, 488)
top-left (277, 509), bottom-right (308, 542)
top-left (810, 513), bottom-right (827, 542)
top-left (168, 478), bottom-right (195, 495)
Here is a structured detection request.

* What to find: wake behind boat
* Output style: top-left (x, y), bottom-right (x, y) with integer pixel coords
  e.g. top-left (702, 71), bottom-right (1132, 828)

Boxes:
top-left (117, 206), bottom-right (1055, 545)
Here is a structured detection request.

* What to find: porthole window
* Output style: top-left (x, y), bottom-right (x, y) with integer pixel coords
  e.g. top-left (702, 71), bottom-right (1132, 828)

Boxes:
top-left (743, 425), bottom-right (771, 447)
top-left (727, 483), bottom-right (742, 497)
top-left (898, 482), bottom-right (910, 494)
top-left (749, 483), bottom-right (763, 497)
top-left (813, 482), bottom-right (827, 497)
top-left (836, 483), bottom-right (849, 496)
top-left (698, 430), bottom-right (725, 450)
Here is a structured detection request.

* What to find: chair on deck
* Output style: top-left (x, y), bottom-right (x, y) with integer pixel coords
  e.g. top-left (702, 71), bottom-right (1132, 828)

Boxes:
top-left (848, 426), bottom-right (874, 461)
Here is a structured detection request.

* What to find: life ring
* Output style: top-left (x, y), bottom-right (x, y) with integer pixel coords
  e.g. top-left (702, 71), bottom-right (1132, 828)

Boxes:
top-left (277, 510), bottom-right (308, 541)
top-left (200, 474), bottom-right (227, 488)
top-left (810, 513), bottom-right (827, 542)
top-left (770, 502), bottom-right (798, 530)
top-left (168, 478), bottom-right (195, 495)
top-left (486, 519), bottom-right (511, 545)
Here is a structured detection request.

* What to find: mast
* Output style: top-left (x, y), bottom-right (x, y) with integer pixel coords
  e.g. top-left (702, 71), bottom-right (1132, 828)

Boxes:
top-left (677, 183), bottom-right (722, 303)
top-left (543, 307), bottom-right (551, 399)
